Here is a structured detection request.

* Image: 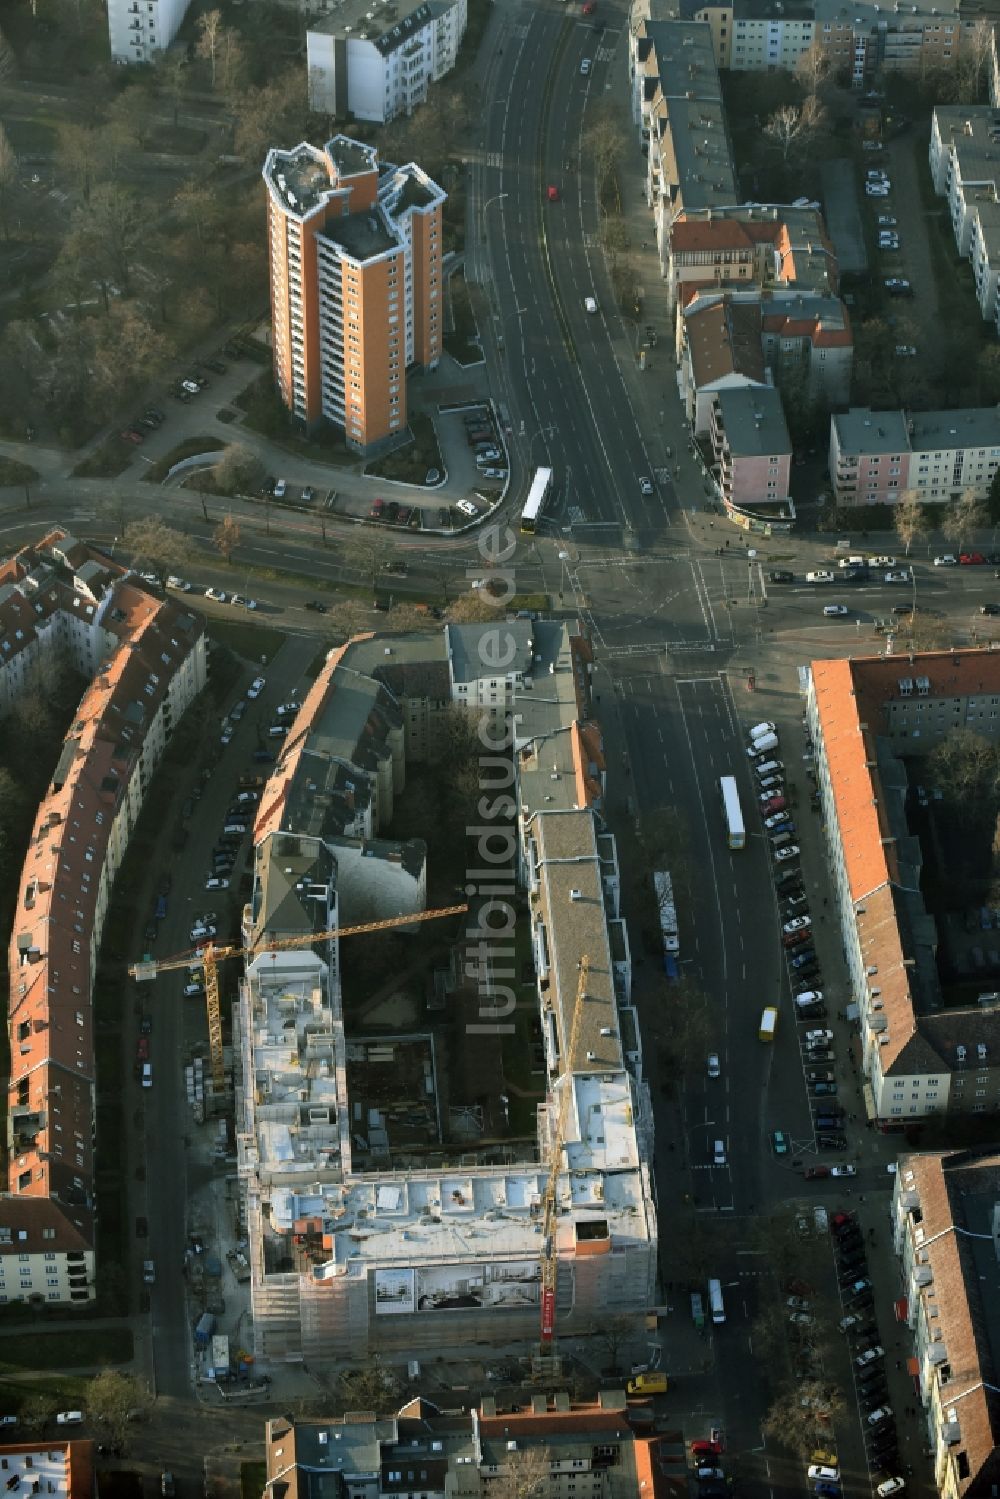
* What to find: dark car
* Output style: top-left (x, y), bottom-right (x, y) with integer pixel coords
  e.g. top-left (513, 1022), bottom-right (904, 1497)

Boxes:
top-left (305, 600), bottom-right (328, 612)
top-left (816, 1134), bottom-right (848, 1150)
top-left (144, 407), bottom-right (165, 424)
top-left (373, 599), bottom-right (390, 612)
top-left (981, 604), bottom-right (1000, 616)
top-left (136, 1216), bottom-right (148, 1237)
top-left (769, 570), bottom-right (794, 583)
top-left (203, 358), bottom-right (227, 375)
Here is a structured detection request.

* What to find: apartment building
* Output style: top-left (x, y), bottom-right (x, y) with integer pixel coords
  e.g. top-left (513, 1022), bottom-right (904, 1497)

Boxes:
top-left (683, 0), bottom-right (816, 69)
top-left (107, 0), bottom-right (190, 63)
top-left (807, 651), bottom-right (1000, 1123)
top-left (664, 203), bottom-right (837, 311)
top-left (306, 0), bottom-right (466, 122)
top-left (263, 136), bottom-right (446, 454)
top-left (3, 532), bottom-right (206, 1304)
top-left (629, 21), bottom-right (739, 257)
top-left (889, 1150), bottom-right (1000, 1499)
top-left (829, 405), bottom-right (1000, 505)
top-left (264, 1396), bottom-right (686, 1499)
top-left (815, 0), bottom-right (961, 84)
top-left (236, 620), bottom-right (655, 1362)
top-left (930, 107), bottom-right (1000, 325)
top-left (708, 386), bottom-right (792, 510)
top-left (677, 293), bottom-right (767, 431)
top-left (0, 1440), bottom-right (93, 1499)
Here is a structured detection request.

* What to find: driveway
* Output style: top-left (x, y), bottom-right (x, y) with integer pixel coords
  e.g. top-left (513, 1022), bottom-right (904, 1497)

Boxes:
top-left (881, 132), bottom-right (940, 330)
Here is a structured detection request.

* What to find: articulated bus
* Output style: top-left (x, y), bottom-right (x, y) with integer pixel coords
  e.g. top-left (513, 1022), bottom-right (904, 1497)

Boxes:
top-left (520, 467), bottom-right (553, 533)
top-left (719, 775), bottom-right (746, 850)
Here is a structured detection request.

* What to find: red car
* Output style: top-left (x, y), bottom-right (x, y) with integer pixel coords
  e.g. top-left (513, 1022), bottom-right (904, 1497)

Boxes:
top-left (762, 796), bottom-right (787, 815)
top-left (136, 1036), bottom-right (150, 1062)
top-left (691, 1442), bottom-right (722, 1460)
top-left (960, 552), bottom-right (986, 565)
top-left (120, 428), bottom-right (145, 444)
top-left (782, 928), bottom-right (810, 948)
top-left (803, 1166), bottom-right (830, 1180)
top-left (547, 185), bottom-right (560, 202)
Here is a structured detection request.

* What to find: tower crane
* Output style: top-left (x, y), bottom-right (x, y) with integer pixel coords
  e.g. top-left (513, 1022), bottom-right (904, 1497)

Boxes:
top-left (129, 903), bottom-right (468, 1095)
top-left (539, 954), bottom-right (589, 1352)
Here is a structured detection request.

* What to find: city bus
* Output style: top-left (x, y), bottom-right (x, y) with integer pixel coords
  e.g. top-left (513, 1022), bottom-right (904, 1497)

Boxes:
top-left (719, 775), bottom-right (746, 850)
top-left (520, 467), bottom-right (553, 533)
top-left (707, 1278), bottom-right (726, 1325)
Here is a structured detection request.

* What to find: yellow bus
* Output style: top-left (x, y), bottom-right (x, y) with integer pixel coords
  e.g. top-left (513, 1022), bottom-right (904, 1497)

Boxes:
top-left (759, 1006), bottom-right (778, 1041)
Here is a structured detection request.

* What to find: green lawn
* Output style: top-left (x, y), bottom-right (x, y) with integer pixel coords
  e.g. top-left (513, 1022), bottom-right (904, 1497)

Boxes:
top-left (205, 619), bottom-right (286, 664)
top-left (241, 1462), bottom-right (267, 1499)
top-left (0, 1372), bottom-right (89, 1408)
top-left (71, 437), bottom-right (135, 480)
top-left (0, 458), bottom-right (39, 486)
top-left (0, 1327), bottom-right (133, 1373)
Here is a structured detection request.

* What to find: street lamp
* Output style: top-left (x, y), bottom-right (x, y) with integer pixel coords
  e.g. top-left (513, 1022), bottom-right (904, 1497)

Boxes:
top-left (480, 191), bottom-right (509, 244)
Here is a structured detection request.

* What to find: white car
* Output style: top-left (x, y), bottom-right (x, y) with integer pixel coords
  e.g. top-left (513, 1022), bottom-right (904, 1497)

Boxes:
top-left (235, 790), bottom-right (259, 805)
top-left (764, 812), bottom-right (790, 830)
top-left (869, 555), bottom-right (895, 567)
top-left (580, 57), bottom-right (591, 74)
top-left (638, 476), bottom-right (654, 496)
top-left (166, 576), bottom-right (192, 591)
top-left (749, 721), bottom-right (776, 739)
top-left (867, 1406), bottom-right (893, 1427)
top-left (865, 169), bottom-right (888, 180)
top-left (189, 925), bottom-right (216, 941)
top-left (247, 676), bottom-right (266, 698)
top-left (808, 1467), bottom-right (840, 1484)
top-left (876, 214), bottom-right (897, 227)
top-left (205, 877), bottom-right (230, 891)
top-left (273, 479), bottom-right (287, 499)
top-left (55, 1413), bottom-right (83, 1427)
top-left (220, 726), bottom-right (233, 746)
top-left (275, 702), bottom-right (299, 717)
top-left (456, 498), bottom-right (479, 517)
top-left (894, 345), bottom-right (917, 357)
top-left (205, 587), bottom-right (227, 603)
top-left (856, 1344), bottom-right (885, 1369)
top-left (775, 844), bottom-right (800, 861)
top-left (934, 554), bottom-right (958, 566)
top-left (181, 379), bottom-right (200, 395)
top-left (584, 296), bottom-right (598, 313)
top-left (789, 1311), bottom-right (813, 1326)
top-left (787, 1295), bottom-right (811, 1311)
top-left (783, 915), bottom-right (812, 934)
top-left (877, 1480), bottom-right (905, 1498)
top-left (183, 981), bottom-right (204, 997)
top-left (832, 1165), bottom-right (857, 1178)
top-left (866, 184), bottom-right (890, 197)
top-left (797, 989), bottom-right (823, 1005)
top-left (707, 1052), bottom-right (721, 1078)
top-left (806, 570), bottom-right (834, 584)
top-left (804, 1029), bottom-right (834, 1045)
top-left (231, 594), bottom-right (257, 610)
top-left (885, 570), bottom-right (910, 583)
top-left (823, 604), bottom-right (849, 617)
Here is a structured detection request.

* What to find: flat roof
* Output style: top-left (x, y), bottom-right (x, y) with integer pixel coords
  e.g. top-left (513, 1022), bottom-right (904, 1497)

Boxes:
top-left (715, 385), bottom-right (791, 456)
top-left (832, 407), bottom-right (910, 455)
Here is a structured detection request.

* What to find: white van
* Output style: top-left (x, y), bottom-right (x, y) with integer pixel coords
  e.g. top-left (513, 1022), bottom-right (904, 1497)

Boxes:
top-left (141, 1063), bottom-right (152, 1089)
top-left (584, 296), bottom-right (598, 314)
top-left (838, 555), bottom-right (865, 569)
top-left (748, 732), bottom-right (778, 757)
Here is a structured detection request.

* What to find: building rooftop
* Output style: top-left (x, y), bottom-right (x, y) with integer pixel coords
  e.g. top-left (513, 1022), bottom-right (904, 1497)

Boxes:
top-left (320, 207), bottom-right (399, 262)
top-left (0, 1442), bottom-right (93, 1499)
top-left (714, 385), bottom-right (791, 456)
top-left (815, 0), bottom-right (959, 23)
top-left (832, 407), bottom-right (910, 455)
top-left (909, 405), bottom-right (1000, 452)
top-left (684, 295), bottom-right (766, 387)
top-left (934, 105), bottom-right (1000, 188)
top-left (308, 0), bottom-right (438, 56)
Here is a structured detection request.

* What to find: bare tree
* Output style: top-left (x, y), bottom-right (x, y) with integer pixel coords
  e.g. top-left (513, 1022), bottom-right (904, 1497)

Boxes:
top-left (943, 487), bottom-right (987, 551)
top-left (0, 123), bottom-right (19, 241)
top-left (795, 42), bottom-right (834, 95)
top-left (0, 25), bottom-right (17, 81)
top-left (123, 518), bottom-right (191, 582)
top-left (763, 96), bottom-right (827, 162)
top-left (55, 122), bottom-right (104, 204)
top-left (338, 1356), bottom-right (398, 1414)
top-left (958, 16), bottom-right (994, 101)
top-left (86, 1370), bottom-right (152, 1453)
top-left (762, 1381), bottom-right (845, 1459)
top-left (214, 514), bottom-right (241, 564)
top-left (212, 443), bottom-right (263, 497)
top-left (448, 589), bottom-right (503, 622)
top-left (893, 490), bottom-right (931, 556)
top-left (488, 1443), bottom-right (551, 1499)
top-left (929, 727), bottom-right (1000, 805)
top-left (196, 9), bottom-right (223, 87)
top-left (156, 51), bottom-right (189, 126)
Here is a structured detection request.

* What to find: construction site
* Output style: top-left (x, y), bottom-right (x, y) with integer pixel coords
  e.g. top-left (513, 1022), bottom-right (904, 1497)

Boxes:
top-left (145, 619), bottom-right (659, 1367)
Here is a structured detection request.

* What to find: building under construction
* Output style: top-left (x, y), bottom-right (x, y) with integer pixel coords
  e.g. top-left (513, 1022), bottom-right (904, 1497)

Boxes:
top-left (233, 621), bottom-right (658, 1363)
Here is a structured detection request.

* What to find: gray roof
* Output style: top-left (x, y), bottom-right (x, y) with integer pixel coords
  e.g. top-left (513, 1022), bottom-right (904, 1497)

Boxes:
top-left (714, 385), bottom-right (791, 457)
top-left (308, 0), bottom-right (439, 56)
top-left (909, 406), bottom-right (1000, 453)
top-left (447, 620), bottom-right (536, 684)
top-left (832, 407), bottom-right (910, 456)
top-left (250, 833), bottom-right (336, 940)
top-left (814, 0), bottom-right (958, 23)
